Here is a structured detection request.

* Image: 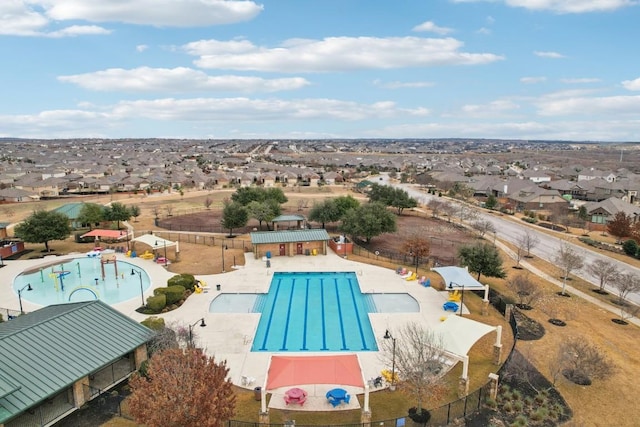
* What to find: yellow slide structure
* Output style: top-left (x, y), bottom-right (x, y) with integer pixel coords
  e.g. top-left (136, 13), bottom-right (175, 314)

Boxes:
top-left (405, 272), bottom-right (417, 281)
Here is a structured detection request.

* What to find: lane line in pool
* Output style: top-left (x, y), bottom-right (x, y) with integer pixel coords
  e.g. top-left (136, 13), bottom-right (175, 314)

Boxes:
top-left (259, 278), bottom-right (282, 351)
top-left (301, 278), bottom-right (310, 351)
top-left (280, 279), bottom-right (296, 351)
top-left (334, 278), bottom-right (348, 350)
top-left (347, 278), bottom-right (369, 350)
top-left (321, 278), bottom-right (327, 350)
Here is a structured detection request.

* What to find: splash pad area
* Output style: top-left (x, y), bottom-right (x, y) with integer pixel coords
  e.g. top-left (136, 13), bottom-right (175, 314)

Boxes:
top-left (13, 256), bottom-right (152, 306)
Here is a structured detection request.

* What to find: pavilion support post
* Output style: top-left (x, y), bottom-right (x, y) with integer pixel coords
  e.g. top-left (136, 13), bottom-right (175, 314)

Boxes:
top-left (361, 408), bottom-right (372, 427)
top-left (259, 411), bottom-right (269, 424)
top-left (488, 373), bottom-right (499, 400)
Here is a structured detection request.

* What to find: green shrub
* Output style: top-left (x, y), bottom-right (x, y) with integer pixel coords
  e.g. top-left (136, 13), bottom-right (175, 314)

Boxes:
top-left (154, 285), bottom-right (186, 305)
top-left (622, 239), bottom-right (638, 256)
top-left (167, 273), bottom-right (197, 291)
top-left (513, 400), bottom-right (524, 412)
top-left (484, 397), bottom-right (497, 409)
top-left (510, 414), bottom-right (528, 427)
top-left (146, 294), bottom-right (166, 312)
top-left (522, 216), bottom-right (537, 224)
top-left (141, 316), bottom-right (166, 331)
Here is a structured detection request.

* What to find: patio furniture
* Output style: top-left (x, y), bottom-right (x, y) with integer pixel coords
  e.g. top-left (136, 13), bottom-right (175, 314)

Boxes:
top-left (326, 388), bottom-right (350, 407)
top-left (443, 301), bottom-right (459, 312)
top-left (284, 387), bottom-right (307, 406)
top-left (371, 376), bottom-right (383, 388)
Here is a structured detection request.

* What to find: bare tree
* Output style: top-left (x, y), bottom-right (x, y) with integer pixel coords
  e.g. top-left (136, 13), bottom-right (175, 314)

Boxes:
top-left (538, 292), bottom-right (579, 325)
top-left (510, 274), bottom-right (542, 309)
top-left (204, 197), bottom-right (213, 210)
top-left (440, 201), bottom-right (456, 223)
top-left (586, 259), bottom-right (619, 295)
top-left (557, 336), bottom-right (615, 385)
top-left (151, 206), bottom-right (161, 220)
top-left (165, 205), bottom-right (174, 217)
top-left (611, 272), bottom-right (640, 306)
top-left (471, 219), bottom-right (496, 238)
top-left (379, 323), bottom-right (448, 415)
top-left (518, 229), bottom-right (540, 259)
top-left (427, 199), bottom-right (443, 218)
top-left (554, 243), bottom-right (584, 295)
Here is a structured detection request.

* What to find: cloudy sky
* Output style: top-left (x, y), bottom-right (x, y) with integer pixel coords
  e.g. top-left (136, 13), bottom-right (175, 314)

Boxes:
top-left (2, 0), bottom-right (640, 141)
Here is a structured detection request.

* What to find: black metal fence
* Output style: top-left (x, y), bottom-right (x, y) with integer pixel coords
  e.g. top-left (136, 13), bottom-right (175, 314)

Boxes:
top-left (134, 230), bottom-right (252, 252)
top-left (351, 242), bottom-right (457, 268)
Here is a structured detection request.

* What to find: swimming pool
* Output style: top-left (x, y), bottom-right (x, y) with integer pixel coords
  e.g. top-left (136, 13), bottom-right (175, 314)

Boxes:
top-left (251, 272), bottom-right (378, 352)
top-left (12, 257), bottom-right (152, 306)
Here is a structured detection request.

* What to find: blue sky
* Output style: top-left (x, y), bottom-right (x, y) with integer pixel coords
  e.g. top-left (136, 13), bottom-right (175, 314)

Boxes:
top-left (2, 0), bottom-right (640, 141)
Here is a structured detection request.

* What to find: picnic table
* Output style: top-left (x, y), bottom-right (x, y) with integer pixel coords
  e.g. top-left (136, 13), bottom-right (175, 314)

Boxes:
top-left (326, 388), bottom-right (350, 407)
top-left (284, 387), bottom-right (307, 406)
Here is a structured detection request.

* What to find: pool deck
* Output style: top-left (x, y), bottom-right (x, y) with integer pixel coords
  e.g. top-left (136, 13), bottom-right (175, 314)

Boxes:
top-left (1, 250), bottom-right (462, 402)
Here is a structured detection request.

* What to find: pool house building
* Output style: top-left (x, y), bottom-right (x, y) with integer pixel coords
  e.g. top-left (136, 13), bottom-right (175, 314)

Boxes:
top-left (250, 229), bottom-right (330, 258)
top-left (0, 300), bottom-right (154, 427)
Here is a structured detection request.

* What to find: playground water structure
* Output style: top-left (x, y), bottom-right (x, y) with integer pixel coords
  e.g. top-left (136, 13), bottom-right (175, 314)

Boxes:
top-left (249, 272), bottom-right (379, 352)
top-left (12, 256), bottom-right (152, 307)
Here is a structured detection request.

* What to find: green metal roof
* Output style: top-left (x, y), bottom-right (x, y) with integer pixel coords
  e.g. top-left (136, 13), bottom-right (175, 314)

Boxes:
top-left (272, 214), bottom-right (305, 222)
top-left (51, 202), bottom-right (93, 220)
top-left (250, 229), bottom-right (330, 244)
top-left (0, 300), bottom-right (154, 423)
top-left (0, 223), bottom-right (10, 229)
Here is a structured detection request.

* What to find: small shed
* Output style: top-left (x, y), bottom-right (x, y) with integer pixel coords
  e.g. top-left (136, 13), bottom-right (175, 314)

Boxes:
top-left (271, 214), bottom-right (306, 231)
top-left (250, 229), bottom-right (330, 258)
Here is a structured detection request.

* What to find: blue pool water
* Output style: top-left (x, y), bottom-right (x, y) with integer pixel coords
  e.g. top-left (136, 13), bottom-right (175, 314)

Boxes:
top-left (251, 272), bottom-right (378, 352)
top-left (12, 257), bottom-right (152, 306)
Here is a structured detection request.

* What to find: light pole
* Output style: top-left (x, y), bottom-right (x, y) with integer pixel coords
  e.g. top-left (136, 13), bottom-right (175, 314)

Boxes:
top-left (17, 283), bottom-right (33, 314)
top-left (188, 318), bottom-right (207, 348)
top-left (131, 269), bottom-right (145, 307)
top-left (448, 281), bottom-right (465, 317)
top-left (383, 329), bottom-right (396, 389)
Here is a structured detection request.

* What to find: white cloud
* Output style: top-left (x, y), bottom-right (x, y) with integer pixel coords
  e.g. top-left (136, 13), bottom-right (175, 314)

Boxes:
top-left (450, 0), bottom-right (637, 13)
top-left (0, 1), bottom-right (50, 36)
top-left (136, 44), bottom-right (149, 53)
top-left (0, 0), bottom-right (263, 36)
top-left (108, 97), bottom-right (430, 121)
top-left (47, 25), bottom-right (111, 37)
top-left (45, 0), bottom-right (263, 27)
top-left (560, 78), bottom-right (600, 84)
top-left (58, 67), bottom-right (310, 93)
top-left (373, 79), bottom-right (435, 89)
top-left (534, 51), bottom-right (565, 59)
top-left (412, 21), bottom-right (454, 35)
top-left (622, 77), bottom-right (640, 91)
top-left (190, 37), bottom-right (504, 72)
top-left (521, 76), bottom-right (547, 84)
top-left (536, 93), bottom-right (640, 116)
top-left (461, 99), bottom-right (520, 116)
top-left (476, 27), bottom-right (492, 35)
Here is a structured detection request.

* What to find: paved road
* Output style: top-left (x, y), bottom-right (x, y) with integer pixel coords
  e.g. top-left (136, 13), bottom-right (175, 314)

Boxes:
top-left (378, 174), bottom-right (640, 305)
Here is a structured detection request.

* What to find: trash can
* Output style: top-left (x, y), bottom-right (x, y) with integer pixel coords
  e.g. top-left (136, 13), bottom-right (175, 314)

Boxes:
top-left (266, 251), bottom-right (271, 259)
top-left (254, 387), bottom-right (262, 401)
top-left (266, 260), bottom-right (271, 268)
top-left (216, 284), bottom-right (221, 291)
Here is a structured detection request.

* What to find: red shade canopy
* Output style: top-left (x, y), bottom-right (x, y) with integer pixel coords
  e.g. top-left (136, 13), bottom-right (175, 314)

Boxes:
top-left (80, 229), bottom-right (127, 240)
top-left (266, 354), bottom-right (364, 390)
